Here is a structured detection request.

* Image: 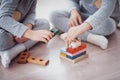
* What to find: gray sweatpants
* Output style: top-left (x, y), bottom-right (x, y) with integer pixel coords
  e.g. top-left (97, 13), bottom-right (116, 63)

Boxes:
top-left (0, 19), bottom-right (50, 51)
top-left (50, 10), bottom-right (116, 41)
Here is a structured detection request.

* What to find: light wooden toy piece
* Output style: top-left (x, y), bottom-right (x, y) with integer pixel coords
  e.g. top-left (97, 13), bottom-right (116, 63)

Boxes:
top-left (27, 56), bottom-right (49, 66)
top-left (17, 52), bottom-right (30, 64)
top-left (60, 33), bottom-right (81, 48)
top-left (60, 53), bottom-right (88, 63)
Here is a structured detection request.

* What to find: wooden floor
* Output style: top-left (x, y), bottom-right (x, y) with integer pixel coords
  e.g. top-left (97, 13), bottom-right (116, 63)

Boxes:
top-left (0, 0), bottom-right (120, 80)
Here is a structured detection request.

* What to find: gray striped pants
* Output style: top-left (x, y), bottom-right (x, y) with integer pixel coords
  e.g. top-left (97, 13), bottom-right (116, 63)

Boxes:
top-left (50, 10), bottom-right (116, 41)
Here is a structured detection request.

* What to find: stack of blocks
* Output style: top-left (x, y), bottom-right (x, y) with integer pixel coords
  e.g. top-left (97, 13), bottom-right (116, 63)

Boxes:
top-left (60, 43), bottom-right (88, 63)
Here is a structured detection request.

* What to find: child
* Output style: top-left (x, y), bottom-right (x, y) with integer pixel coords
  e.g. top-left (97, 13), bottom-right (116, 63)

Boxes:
top-left (50, 0), bottom-right (117, 49)
top-left (0, 0), bottom-right (53, 68)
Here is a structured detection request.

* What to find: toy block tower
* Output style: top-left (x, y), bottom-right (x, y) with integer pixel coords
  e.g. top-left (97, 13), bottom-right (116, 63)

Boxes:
top-left (60, 33), bottom-right (88, 63)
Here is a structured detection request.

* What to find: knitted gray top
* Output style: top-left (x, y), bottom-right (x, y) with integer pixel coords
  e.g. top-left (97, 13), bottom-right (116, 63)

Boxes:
top-left (68, 0), bottom-right (119, 29)
top-left (0, 0), bottom-right (36, 38)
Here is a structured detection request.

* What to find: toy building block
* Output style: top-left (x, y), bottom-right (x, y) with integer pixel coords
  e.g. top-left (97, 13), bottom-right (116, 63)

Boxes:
top-left (60, 47), bottom-right (86, 57)
top-left (60, 49), bottom-right (86, 60)
top-left (60, 53), bottom-right (88, 63)
top-left (17, 52), bottom-right (30, 64)
top-left (66, 51), bottom-right (86, 60)
top-left (50, 28), bottom-right (59, 36)
top-left (66, 43), bottom-right (86, 54)
top-left (27, 56), bottom-right (49, 66)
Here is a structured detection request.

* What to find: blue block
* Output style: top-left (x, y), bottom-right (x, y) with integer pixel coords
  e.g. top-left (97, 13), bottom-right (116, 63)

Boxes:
top-left (66, 51), bottom-right (86, 60)
top-left (60, 47), bottom-right (66, 53)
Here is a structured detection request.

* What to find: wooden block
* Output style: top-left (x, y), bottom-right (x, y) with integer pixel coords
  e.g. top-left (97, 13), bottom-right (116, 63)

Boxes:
top-left (17, 52), bottom-right (30, 64)
top-left (60, 53), bottom-right (88, 63)
top-left (50, 28), bottom-right (59, 36)
top-left (66, 51), bottom-right (86, 60)
top-left (60, 49), bottom-right (86, 60)
top-left (60, 47), bottom-right (86, 57)
top-left (27, 56), bottom-right (49, 66)
top-left (60, 52), bottom-right (67, 57)
top-left (66, 43), bottom-right (86, 54)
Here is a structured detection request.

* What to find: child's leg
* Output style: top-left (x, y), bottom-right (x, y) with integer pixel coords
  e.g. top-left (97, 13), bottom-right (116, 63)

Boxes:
top-left (80, 18), bottom-right (116, 49)
top-left (50, 11), bottom-right (116, 49)
top-left (0, 19), bottom-right (50, 68)
top-left (0, 29), bottom-right (16, 51)
top-left (50, 10), bottom-right (70, 32)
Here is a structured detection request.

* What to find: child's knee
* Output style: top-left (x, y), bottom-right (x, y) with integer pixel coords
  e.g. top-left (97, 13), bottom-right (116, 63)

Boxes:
top-left (105, 18), bottom-right (116, 35)
top-left (34, 19), bottom-right (50, 30)
top-left (50, 10), bottom-right (67, 23)
top-left (0, 29), bottom-right (15, 50)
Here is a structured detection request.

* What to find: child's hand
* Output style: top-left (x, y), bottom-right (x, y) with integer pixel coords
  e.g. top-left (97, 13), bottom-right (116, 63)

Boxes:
top-left (24, 29), bottom-right (53, 43)
top-left (68, 9), bottom-right (82, 27)
top-left (15, 37), bottom-right (28, 43)
top-left (65, 23), bottom-right (92, 46)
top-left (15, 24), bottom-right (33, 43)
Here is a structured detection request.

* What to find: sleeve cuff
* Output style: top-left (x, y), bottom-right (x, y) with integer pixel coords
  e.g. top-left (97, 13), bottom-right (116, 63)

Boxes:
top-left (14, 23), bottom-right (28, 38)
top-left (68, 7), bottom-right (78, 13)
top-left (23, 19), bottom-right (35, 25)
top-left (85, 16), bottom-right (101, 29)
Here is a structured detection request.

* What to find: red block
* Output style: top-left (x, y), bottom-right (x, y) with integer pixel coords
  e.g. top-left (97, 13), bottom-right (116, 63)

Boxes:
top-left (66, 43), bottom-right (86, 54)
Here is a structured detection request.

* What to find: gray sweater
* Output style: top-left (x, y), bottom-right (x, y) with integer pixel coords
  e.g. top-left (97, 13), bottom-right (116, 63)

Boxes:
top-left (0, 0), bottom-right (37, 38)
top-left (68, 0), bottom-right (118, 29)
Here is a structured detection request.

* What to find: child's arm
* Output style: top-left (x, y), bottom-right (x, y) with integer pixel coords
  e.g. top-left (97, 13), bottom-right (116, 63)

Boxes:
top-left (23, 0), bottom-right (37, 26)
top-left (65, 0), bottom-right (116, 44)
top-left (0, 0), bottom-right (28, 38)
top-left (85, 0), bottom-right (116, 29)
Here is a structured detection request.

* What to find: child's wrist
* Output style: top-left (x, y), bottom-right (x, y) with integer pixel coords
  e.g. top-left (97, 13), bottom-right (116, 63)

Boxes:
top-left (81, 22), bottom-right (92, 30)
top-left (23, 29), bottom-right (33, 39)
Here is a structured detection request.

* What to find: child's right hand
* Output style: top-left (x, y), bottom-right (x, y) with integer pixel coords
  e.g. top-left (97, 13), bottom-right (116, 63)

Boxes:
top-left (23, 29), bottom-right (53, 43)
top-left (68, 9), bottom-right (83, 27)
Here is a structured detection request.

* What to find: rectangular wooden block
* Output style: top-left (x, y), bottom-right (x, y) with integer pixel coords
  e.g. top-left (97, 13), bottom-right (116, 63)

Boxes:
top-left (60, 53), bottom-right (88, 63)
top-left (60, 47), bottom-right (86, 56)
top-left (66, 51), bottom-right (86, 60)
top-left (17, 52), bottom-right (30, 64)
top-left (60, 52), bottom-right (67, 57)
top-left (50, 28), bottom-right (59, 36)
top-left (60, 50), bottom-right (86, 59)
top-left (27, 56), bottom-right (49, 66)
top-left (66, 43), bottom-right (86, 54)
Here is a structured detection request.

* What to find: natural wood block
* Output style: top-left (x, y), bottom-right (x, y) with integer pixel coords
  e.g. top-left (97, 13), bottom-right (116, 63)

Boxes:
top-left (17, 52), bottom-right (30, 64)
top-left (60, 54), bottom-right (88, 63)
top-left (60, 52), bottom-right (67, 57)
top-left (27, 56), bottom-right (49, 66)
